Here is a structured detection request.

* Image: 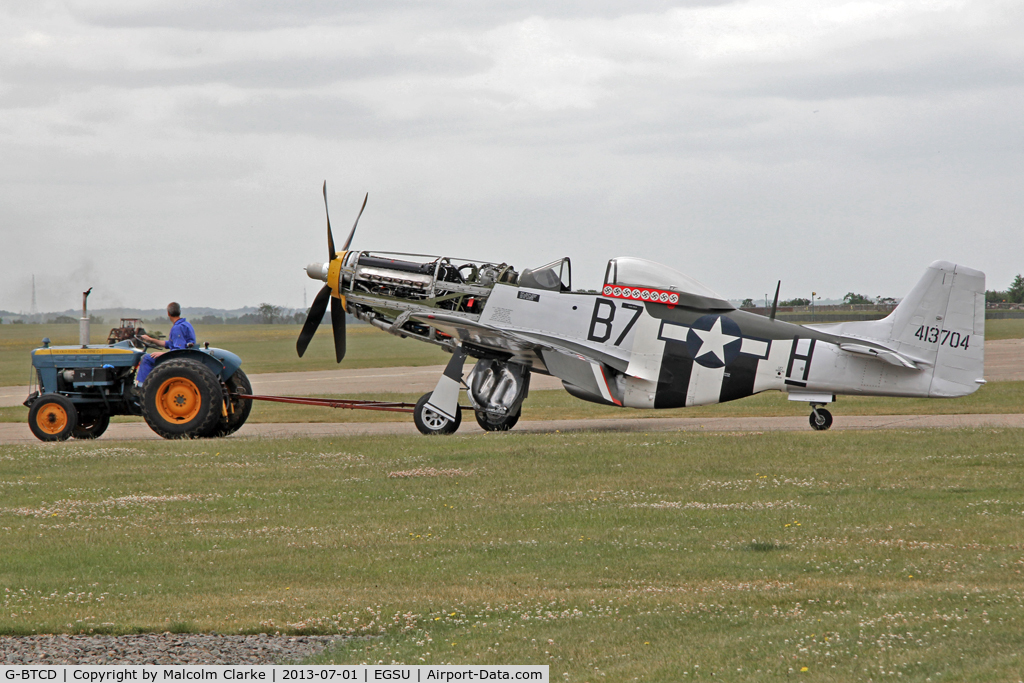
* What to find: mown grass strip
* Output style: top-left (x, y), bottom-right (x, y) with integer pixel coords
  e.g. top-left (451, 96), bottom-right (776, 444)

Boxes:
top-left (1, 429), bottom-right (1023, 680)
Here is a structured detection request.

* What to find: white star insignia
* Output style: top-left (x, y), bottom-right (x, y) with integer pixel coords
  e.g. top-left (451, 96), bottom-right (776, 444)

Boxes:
top-left (691, 317), bottom-right (739, 364)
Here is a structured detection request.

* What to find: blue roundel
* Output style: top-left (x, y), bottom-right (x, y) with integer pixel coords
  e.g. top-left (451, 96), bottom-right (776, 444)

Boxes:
top-left (685, 315), bottom-right (743, 368)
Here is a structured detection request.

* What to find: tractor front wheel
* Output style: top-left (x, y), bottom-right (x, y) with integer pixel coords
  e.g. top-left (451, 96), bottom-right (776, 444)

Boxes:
top-left (28, 393), bottom-right (77, 442)
top-left (72, 411), bottom-right (110, 439)
top-left (142, 359), bottom-right (221, 439)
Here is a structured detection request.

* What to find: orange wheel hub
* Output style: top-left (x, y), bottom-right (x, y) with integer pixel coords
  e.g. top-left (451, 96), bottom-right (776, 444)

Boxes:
top-left (35, 403), bottom-right (69, 435)
top-left (155, 377), bottom-right (202, 423)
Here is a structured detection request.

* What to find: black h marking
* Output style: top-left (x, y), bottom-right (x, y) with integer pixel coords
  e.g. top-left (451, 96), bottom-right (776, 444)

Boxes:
top-left (784, 337), bottom-right (815, 388)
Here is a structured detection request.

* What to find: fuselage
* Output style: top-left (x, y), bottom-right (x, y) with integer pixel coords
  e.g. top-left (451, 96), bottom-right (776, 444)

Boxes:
top-left (315, 251), bottom-right (984, 411)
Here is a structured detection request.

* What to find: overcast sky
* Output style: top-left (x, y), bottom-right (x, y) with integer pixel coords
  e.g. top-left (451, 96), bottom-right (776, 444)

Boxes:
top-left (2, 0), bottom-right (1021, 313)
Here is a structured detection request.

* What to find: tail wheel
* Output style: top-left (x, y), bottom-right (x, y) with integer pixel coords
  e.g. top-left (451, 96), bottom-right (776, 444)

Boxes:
top-left (142, 359), bottom-right (221, 439)
top-left (207, 369), bottom-right (253, 437)
top-left (72, 411), bottom-right (110, 439)
top-left (28, 394), bottom-right (77, 442)
top-left (809, 407), bottom-right (833, 431)
top-left (414, 392), bottom-right (462, 435)
top-left (474, 408), bottom-right (521, 432)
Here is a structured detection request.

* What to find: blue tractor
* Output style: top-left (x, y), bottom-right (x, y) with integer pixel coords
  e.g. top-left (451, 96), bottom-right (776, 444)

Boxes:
top-left (24, 322), bottom-right (252, 441)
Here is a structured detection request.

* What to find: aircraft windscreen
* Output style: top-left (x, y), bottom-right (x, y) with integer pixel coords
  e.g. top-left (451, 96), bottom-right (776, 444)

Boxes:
top-left (605, 257), bottom-right (724, 300)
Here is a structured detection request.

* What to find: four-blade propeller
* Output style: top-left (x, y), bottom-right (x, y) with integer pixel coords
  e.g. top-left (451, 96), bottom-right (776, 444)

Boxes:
top-left (295, 182), bottom-right (367, 363)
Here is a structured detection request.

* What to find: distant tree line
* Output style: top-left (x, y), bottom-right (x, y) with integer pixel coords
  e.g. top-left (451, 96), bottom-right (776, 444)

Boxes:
top-left (740, 293), bottom-right (896, 308)
top-left (987, 274), bottom-right (1024, 304)
top-left (5, 308), bottom-right (316, 325)
top-left (738, 272), bottom-right (1024, 310)
top-left (189, 304), bottom-right (306, 325)
top-left (47, 314), bottom-right (105, 324)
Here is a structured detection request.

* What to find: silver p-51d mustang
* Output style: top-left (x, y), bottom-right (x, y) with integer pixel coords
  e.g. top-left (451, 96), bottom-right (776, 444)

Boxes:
top-left (298, 186), bottom-right (986, 434)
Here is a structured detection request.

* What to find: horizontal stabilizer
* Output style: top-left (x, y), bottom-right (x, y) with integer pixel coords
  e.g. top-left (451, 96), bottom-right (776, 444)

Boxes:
top-left (837, 342), bottom-right (922, 369)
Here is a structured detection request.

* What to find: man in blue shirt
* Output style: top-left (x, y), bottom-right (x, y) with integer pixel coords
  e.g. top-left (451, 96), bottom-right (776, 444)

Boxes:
top-left (135, 302), bottom-right (197, 385)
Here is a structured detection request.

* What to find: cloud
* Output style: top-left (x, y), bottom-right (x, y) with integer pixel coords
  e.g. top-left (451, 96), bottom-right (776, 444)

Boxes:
top-left (1, 0), bottom-right (1023, 313)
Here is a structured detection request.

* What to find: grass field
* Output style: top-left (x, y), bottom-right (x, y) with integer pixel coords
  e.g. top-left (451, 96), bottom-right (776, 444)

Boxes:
top-left (0, 323), bottom-right (451, 387)
top-left (1, 429), bottom-right (1023, 680)
top-left (2, 318), bottom-right (1022, 388)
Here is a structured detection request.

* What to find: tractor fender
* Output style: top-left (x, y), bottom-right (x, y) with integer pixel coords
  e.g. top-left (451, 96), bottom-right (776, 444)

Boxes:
top-left (154, 349), bottom-right (227, 380)
top-left (204, 348), bottom-right (242, 380)
top-left (152, 347), bottom-right (242, 381)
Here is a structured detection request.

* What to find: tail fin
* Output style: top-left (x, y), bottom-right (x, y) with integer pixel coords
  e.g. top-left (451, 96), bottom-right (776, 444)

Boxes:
top-left (815, 261), bottom-right (986, 397)
top-left (922, 262), bottom-right (986, 397)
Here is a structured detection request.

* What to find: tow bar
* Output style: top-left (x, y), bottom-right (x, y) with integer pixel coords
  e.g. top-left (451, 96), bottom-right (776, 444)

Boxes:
top-left (235, 394), bottom-right (416, 413)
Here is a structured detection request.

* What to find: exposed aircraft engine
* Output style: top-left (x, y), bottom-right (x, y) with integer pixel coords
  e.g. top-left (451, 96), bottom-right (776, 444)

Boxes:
top-left (336, 251), bottom-right (519, 344)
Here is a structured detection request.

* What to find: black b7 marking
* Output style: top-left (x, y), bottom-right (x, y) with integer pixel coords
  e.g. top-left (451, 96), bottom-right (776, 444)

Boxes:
top-left (588, 299), bottom-right (615, 343)
top-left (588, 299), bottom-right (642, 346)
top-left (615, 304), bottom-right (643, 345)
top-left (913, 325), bottom-right (969, 349)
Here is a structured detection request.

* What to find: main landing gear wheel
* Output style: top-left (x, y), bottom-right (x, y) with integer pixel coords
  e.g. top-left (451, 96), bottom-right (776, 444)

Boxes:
top-left (142, 359), bottom-right (222, 439)
top-left (414, 392), bottom-right (462, 435)
top-left (72, 411), bottom-right (110, 440)
top-left (809, 407), bottom-right (833, 431)
top-left (474, 408), bottom-right (521, 432)
top-left (28, 393), bottom-right (77, 442)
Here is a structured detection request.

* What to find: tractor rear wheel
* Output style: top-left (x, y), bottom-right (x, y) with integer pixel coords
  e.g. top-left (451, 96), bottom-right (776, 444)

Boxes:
top-left (207, 369), bottom-right (253, 437)
top-left (142, 359), bottom-right (221, 439)
top-left (28, 393), bottom-right (77, 442)
top-left (72, 411), bottom-right (110, 439)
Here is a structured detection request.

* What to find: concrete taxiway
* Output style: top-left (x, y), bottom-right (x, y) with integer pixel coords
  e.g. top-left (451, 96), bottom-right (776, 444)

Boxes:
top-left (1, 412), bottom-right (1022, 445)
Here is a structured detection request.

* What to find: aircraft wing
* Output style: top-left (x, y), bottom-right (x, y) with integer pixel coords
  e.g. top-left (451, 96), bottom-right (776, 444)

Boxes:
top-left (407, 312), bottom-right (631, 373)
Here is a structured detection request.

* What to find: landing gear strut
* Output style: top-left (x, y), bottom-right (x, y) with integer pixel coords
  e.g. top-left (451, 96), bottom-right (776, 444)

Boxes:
top-left (809, 404), bottom-right (833, 431)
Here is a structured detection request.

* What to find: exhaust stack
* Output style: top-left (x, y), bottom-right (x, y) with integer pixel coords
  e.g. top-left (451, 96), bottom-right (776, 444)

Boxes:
top-left (80, 287), bottom-right (92, 348)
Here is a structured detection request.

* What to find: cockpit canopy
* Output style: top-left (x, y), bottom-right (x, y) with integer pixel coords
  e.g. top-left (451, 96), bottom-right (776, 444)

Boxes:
top-left (520, 257), bottom-right (571, 292)
top-left (604, 257), bottom-right (733, 310)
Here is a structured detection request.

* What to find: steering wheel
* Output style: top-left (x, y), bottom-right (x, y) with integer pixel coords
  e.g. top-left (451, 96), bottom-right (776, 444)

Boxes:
top-left (132, 335), bottom-right (162, 350)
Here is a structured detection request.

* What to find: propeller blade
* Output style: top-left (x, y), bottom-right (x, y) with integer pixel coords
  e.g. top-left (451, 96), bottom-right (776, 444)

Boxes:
top-left (296, 284), bottom-right (332, 358)
top-left (323, 181), bottom-right (336, 262)
top-left (341, 192), bottom-right (368, 251)
top-left (330, 293), bottom-right (347, 363)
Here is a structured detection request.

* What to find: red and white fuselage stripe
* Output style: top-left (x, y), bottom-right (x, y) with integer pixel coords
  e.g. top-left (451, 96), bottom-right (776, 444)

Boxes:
top-left (590, 362), bottom-right (622, 406)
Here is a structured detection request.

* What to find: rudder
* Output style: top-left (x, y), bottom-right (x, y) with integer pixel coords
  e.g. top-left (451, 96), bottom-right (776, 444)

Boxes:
top-left (886, 260), bottom-right (985, 397)
top-left (926, 262), bottom-right (985, 397)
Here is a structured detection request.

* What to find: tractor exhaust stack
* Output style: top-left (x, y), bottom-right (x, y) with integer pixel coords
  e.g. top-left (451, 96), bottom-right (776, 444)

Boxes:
top-left (80, 287), bottom-right (92, 348)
